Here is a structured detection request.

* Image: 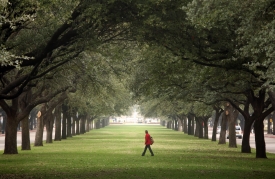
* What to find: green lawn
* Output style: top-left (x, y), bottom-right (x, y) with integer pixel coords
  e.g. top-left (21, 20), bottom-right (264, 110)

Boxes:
top-left (0, 125), bottom-right (275, 179)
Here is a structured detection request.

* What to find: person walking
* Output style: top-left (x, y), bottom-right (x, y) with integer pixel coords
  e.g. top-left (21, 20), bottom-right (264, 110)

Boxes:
top-left (142, 130), bottom-right (154, 156)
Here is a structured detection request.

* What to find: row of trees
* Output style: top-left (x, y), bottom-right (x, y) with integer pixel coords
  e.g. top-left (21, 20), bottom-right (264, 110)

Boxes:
top-left (33, 104), bottom-right (111, 147)
top-left (0, 0), bottom-right (136, 154)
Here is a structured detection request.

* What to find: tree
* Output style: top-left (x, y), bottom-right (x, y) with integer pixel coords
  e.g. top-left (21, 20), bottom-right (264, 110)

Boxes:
top-left (224, 102), bottom-right (238, 148)
top-left (0, 0), bottom-right (36, 68)
top-left (0, 0), bottom-right (139, 100)
top-left (212, 105), bottom-right (223, 142)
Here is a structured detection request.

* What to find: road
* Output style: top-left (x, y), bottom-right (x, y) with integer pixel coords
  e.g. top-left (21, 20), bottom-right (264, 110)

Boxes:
top-left (208, 129), bottom-right (275, 154)
top-left (247, 134), bottom-right (275, 154)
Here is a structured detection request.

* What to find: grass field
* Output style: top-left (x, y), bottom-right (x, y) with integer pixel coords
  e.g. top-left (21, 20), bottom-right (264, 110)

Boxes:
top-left (0, 124), bottom-right (275, 179)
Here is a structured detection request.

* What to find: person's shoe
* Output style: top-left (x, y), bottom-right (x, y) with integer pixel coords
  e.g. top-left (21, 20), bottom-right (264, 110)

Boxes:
top-left (151, 154), bottom-right (154, 156)
top-left (142, 154), bottom-right (145, 156)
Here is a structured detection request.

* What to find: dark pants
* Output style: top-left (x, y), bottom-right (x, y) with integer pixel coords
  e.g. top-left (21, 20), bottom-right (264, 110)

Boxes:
top-left (142, 145), bottom-right (154, 156)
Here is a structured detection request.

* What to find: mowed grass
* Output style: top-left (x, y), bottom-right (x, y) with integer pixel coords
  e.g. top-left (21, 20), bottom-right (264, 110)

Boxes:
top-left (0, 125), bottom-right (275, 179)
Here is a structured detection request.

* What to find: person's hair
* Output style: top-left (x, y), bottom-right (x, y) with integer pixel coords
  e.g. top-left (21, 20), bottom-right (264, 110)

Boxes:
top-left (145, 130), bottom-right (148, 133)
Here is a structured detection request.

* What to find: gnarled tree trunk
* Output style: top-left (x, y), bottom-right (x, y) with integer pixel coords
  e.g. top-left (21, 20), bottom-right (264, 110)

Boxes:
top-left (203, 117), bottom-right (209, 139)
top-left (241, 119), bottom-right (253, 153)
top-left (45, 112), bottom-right (54, 143)
top-left (191, 116), bottom-right (195, 135)
top-left (212, 107), bottom-right (223, 142)
top-left (219, 112), bottom-right (227, 145)
top-left (76, 117), bottom-right (80, 135)
top-left (225, 102), bottom-right (237, 148)
top-left (54, 105), bottom-right (62, 141)
top-left (72, 111), bottom-right (76, 136)
top-left (62, 112), bottom-right (67, 139)
top-left (34, 107), bottom-right (45, 146)
top-left (183, 115), bottom-right (188, 133)
top-left (29, 108), bottom-right (38, 130)
top-left (67, 113), bottom-right (72, 137)
top-left (62, 104), bottom-right (68, 139)
top-left (197, 117), bottom-right (203, 138)
top-left (254, 119), bottom-right (267, 158)
top-left (178, 116), bottom-right (183, 132)
top-left (4, 113), bottom-right (18, 154)
top-left (21, 115), bottom-right (31, 150)
top-left (80, 117), bottom-right (86, 133)
top-left (86, 115), bottom-right (90, 132)
top-left (188, 113), bottom-right (194, 135)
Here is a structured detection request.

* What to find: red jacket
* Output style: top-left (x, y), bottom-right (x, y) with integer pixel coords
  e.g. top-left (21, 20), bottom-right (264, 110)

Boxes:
top-left (145, 133), bottom-right (151, 145)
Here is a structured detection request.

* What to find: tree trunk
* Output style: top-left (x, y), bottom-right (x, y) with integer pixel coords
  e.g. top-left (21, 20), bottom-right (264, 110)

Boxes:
top-left (212, 107), bottom-right (223, 142)
top-left (219, 112), bottom-right (227, 144)
top-left (83, 117), bottom-right (87, 132)
top-left (198, 118), bottom-right (203, 138)
top-left (4, 114), bottom-right (18, 154)
top-left (178, 117), bottom-right (183, 132)
top-left (29, 109), bottom-right (38, 130)
top-left (106, 117), bottom-right (109, 126)
top-left (45, 113), bottom-right (54, 143)
top-left (62, 104), bottom-right (68, 139)
top-left (72, 118), bottom-right (75, 135)
top-left (86, 116), bottom-right (90, 132)
top-left (175, 117), bottom-right (179, 131)
top-left (191, 116), bottom-right (194, 135)
top-left (187, 113), bottom-right (193, 135)
top-left (203, 117), bottom-right (209, 139)
top-left (174, 117), bottom-right (178, 131)
top-left (254, 119), bottom-right (267, 158)
top-left (76, 119), bottom-right (80, 135)
top-left (0, 108), bottom-right (6, 134)
top-left (240, 89), bottom-right (272, 157)
top-left (171, 120), bottom-right (174, 130)
top-left (34, 110), bottom-right (44, 146)
top-left (183, 116), bottom-right (187, 133)
top-left (21, 115), bottom-right (31, 150)
top-left (62, 112), bottom-right (67, 139)
top-left (225, 102), bottom-right (237, 148)
top-left (167, 121), bottom-right (171, 129)
top-left (101, 117), bottom-right (105, 128)
top-left (54, 105), bottom-right (62, 141)
top-left (67, 114), bottom-right (72, 137)
top-left (187, 117), bottom-right (191, 134)
top-left (80, 117), bottom-right (86, 133)
top-left (91, 119), bottom-right (94, 130)
top-left (194, 119), bottom-right (199, 137)
top-left (72, 114), bottom-right (76, 136)
top-left (241, 120), bottom-right (253, 153)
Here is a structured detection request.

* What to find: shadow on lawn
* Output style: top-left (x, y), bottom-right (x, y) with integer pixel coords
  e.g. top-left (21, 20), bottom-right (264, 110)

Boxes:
top-left (1, 164), bottom-right (273, 179)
